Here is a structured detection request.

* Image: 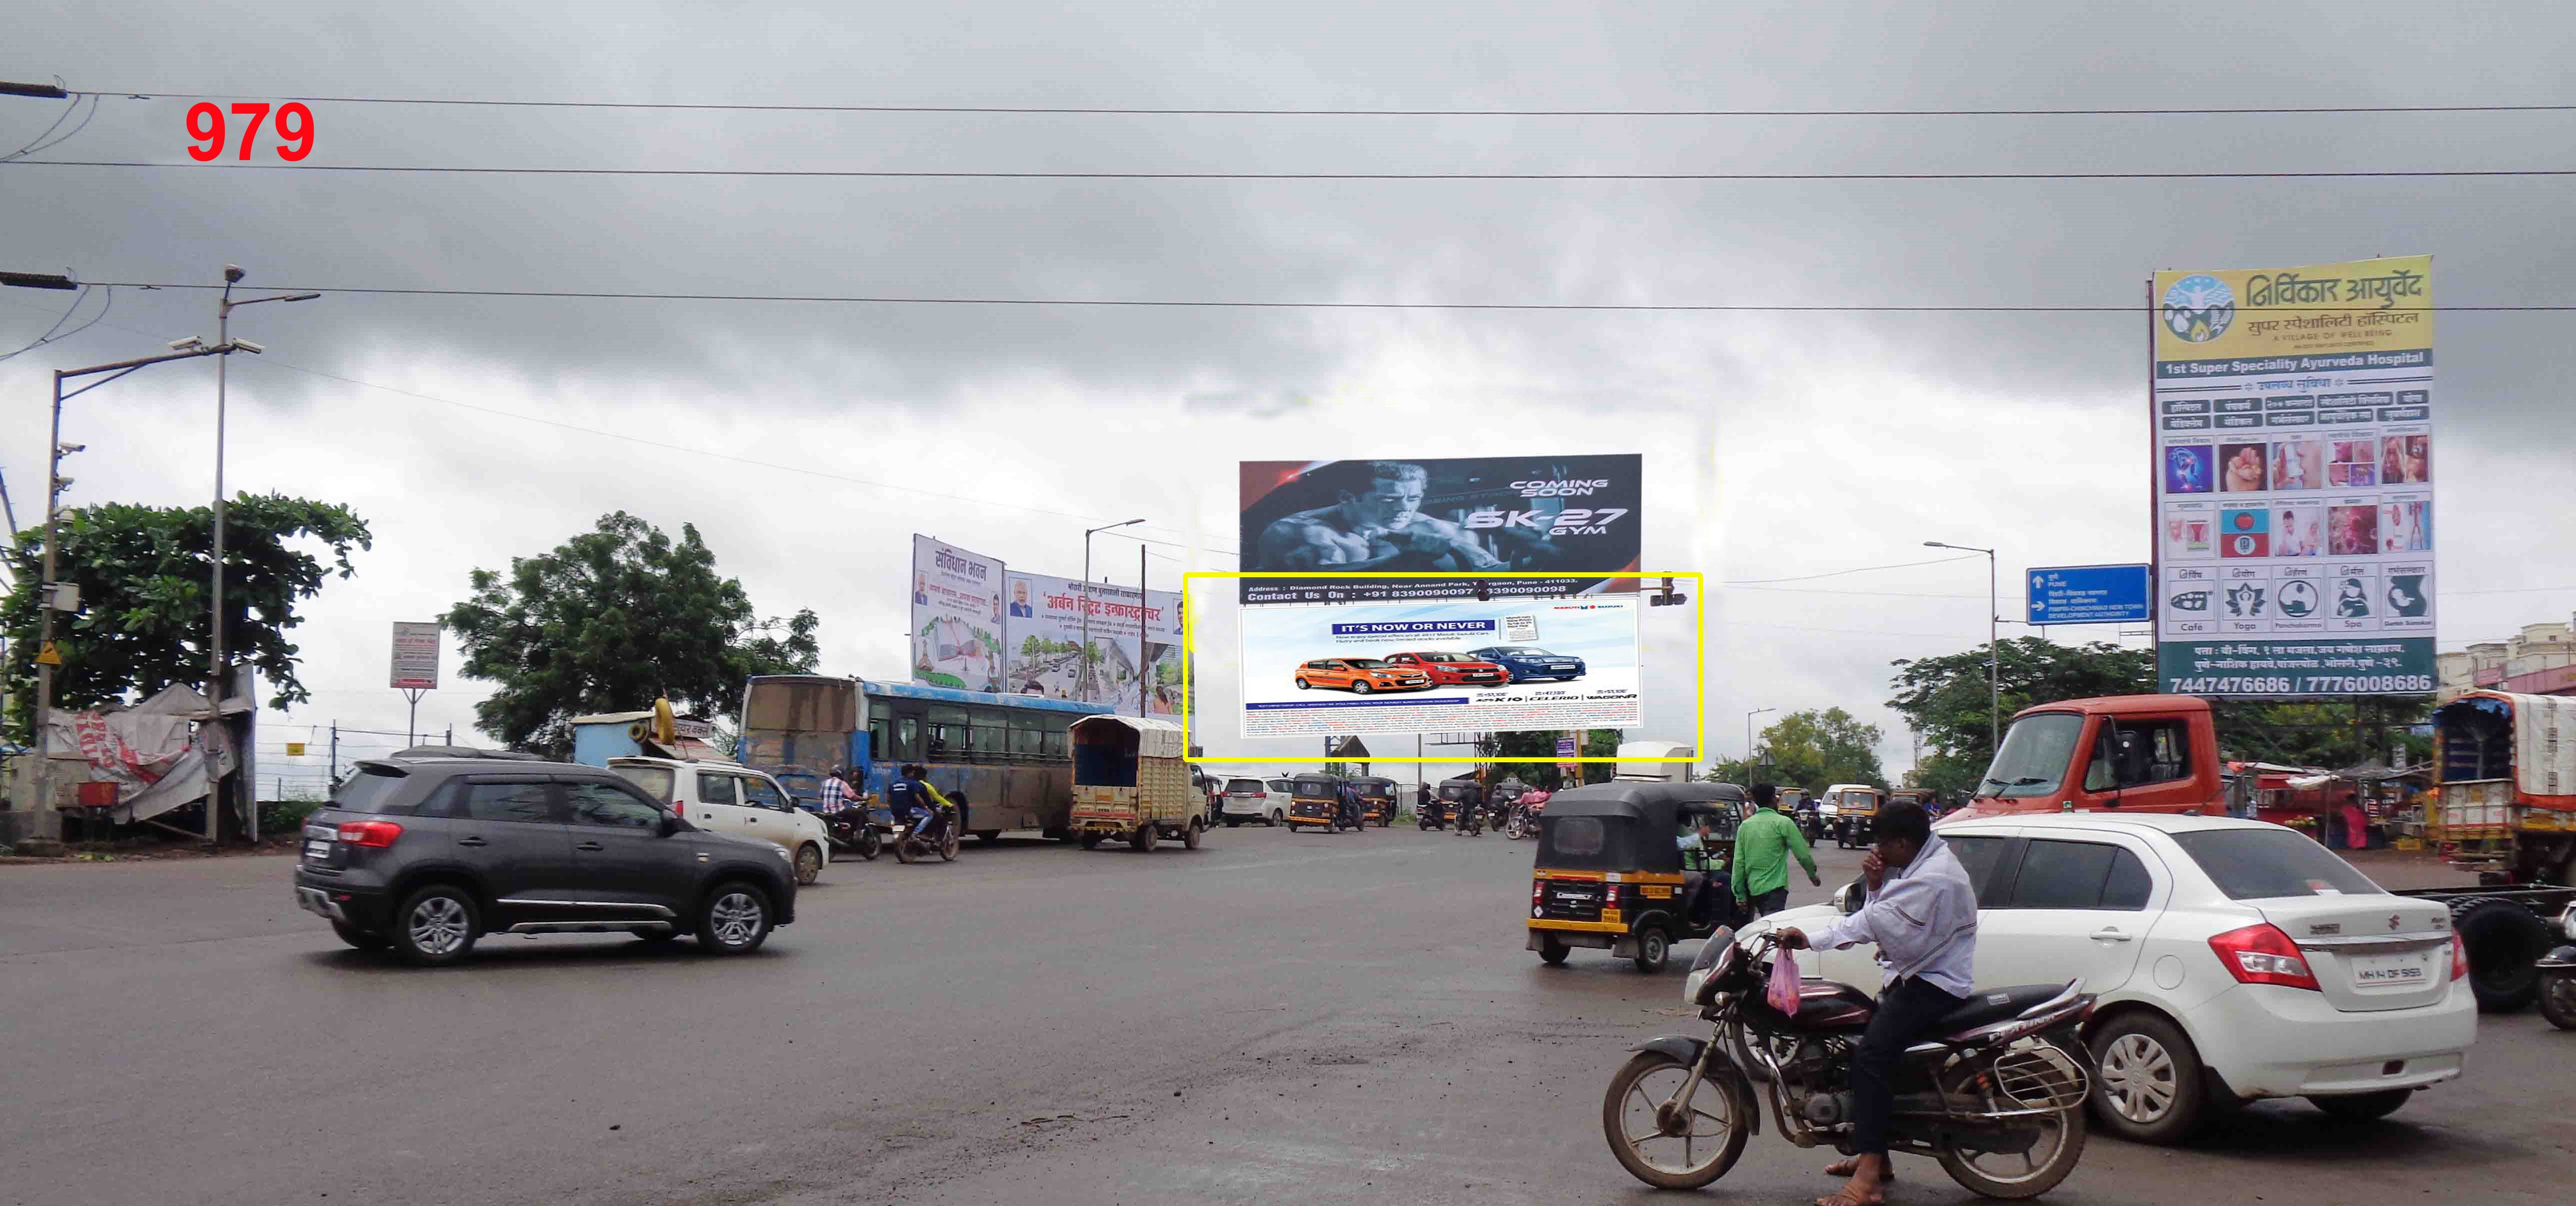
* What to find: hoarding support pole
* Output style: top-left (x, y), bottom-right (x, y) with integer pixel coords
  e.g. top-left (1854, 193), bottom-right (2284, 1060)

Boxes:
top-left (329, 723), bottom-right (338, 787)
top-left (1140, 544), bottom-right (1149, 719)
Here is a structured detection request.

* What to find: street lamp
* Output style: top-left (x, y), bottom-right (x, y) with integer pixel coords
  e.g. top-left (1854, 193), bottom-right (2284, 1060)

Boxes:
top-left (1925, 540), bottom-right (2000, 749)
top-left (19, 335), bottom-right (248, 837)
top-left (1080, 518), bottom-right (1146, 703)
top-left (1746, 706), bottom-right (1776, 765)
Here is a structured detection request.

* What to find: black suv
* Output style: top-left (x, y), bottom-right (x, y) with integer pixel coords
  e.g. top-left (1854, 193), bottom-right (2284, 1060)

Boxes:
top-left (292, 748), bottom-right (798, 965)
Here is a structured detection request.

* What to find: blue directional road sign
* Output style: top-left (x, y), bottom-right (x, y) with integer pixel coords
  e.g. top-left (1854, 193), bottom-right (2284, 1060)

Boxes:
top-left (2025, 564), bottom-right (2152, 625)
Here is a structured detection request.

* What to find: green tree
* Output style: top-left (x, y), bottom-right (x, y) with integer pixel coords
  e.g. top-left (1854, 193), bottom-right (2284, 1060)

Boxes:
top-left (1756, 707), bottom-right (1887, 792)
top-left (1887, 638), bottom-right (2154, 797)
top-left (442, 512), bottom-right (819, 756)
top-left (3, 494), bottom-right (371, 740)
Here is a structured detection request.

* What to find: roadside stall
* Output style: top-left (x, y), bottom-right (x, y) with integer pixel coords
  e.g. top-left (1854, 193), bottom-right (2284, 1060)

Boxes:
top-left (1068, 715), bottom-right (1202, 852)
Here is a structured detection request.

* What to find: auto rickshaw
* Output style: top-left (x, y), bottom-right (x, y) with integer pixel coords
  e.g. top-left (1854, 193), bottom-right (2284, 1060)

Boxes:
top-left (1526, 781), bottom-right (1747, 973)
top-left (1423, 775), bottom-right (1481, 830)
top-left (1824, 782), bottom-right (1885, 849)
top-left (1886, 788), bottom-right (1935, 825)
top-left (1286, 772), bottom-right (1352, 832)
top-left (1348, 776), bottom-right (1398, 827)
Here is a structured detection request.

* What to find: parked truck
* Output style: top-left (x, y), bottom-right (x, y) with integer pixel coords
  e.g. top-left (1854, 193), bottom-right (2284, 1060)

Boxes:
top-left (1067, 715), bottom-right (1204, 852)
top-left (1945, 691), bottom-right (2572, 1011)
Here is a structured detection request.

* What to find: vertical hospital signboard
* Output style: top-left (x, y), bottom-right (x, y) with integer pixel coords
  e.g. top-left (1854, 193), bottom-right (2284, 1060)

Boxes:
top-left (2150, 256), bottom-right (2436, 697)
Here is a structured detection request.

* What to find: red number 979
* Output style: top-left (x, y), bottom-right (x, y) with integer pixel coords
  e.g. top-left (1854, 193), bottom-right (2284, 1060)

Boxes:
top-left (186, 102), bottom-right (314, 162)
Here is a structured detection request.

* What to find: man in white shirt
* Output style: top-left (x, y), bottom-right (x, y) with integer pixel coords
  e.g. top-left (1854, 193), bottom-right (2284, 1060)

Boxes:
top-left (1776, 800), bottom-right (1976, 1206)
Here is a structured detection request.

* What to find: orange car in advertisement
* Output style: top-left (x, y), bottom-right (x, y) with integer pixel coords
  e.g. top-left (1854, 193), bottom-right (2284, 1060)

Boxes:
top-left (1381, 651), bottom-right (1512, 687)
top-left (1293, 657), bottom-right (1432, 694)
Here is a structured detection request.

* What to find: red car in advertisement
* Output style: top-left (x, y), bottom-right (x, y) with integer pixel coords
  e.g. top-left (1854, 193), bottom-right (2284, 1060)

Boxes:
top-left (1382, 651), bottom-right (1513, 687)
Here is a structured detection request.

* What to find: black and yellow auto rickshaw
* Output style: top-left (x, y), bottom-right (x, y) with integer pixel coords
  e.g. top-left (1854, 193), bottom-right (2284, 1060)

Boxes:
top-left (1348, 776), bottom-right (1398, 827)
top-left (1826, 783), bottom-right (1886, 849)
top-left (1526, 781), bottom-right (1746, 972)
top-left (1422, 775), bottom-right (1482, 830)
top-left (1286, 772), bottom-right (1351, 832)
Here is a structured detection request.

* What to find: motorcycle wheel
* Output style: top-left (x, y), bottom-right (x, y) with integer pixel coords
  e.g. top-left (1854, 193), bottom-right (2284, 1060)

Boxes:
top-left (940, 830), bottom-right (960, 861)
top-left (1505, 813), bottom-right (1526, 840)
top-left (856, 831), bottom-right (882, 861)
top-left (2541, 970), bottom-right (2576, 1031)
top-left (1600, 1050), bottom-right (1750, 1190)
top-left (1933, 1044), bottom-right (2088, 1199)
top-left (894, 839), bottom-right (916, 864)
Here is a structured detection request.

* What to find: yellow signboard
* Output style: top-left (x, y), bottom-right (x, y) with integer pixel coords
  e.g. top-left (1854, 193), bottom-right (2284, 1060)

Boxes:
top-left (34, 641), bottom-right (62, 667)
top-left (2153, 255), bottom-right (2432, 367)
top-left (285, 742), bottom-right (307, 757)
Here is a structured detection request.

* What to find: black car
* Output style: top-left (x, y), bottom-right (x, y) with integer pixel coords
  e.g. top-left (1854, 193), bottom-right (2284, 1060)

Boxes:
top-left (292, 748), bottom-right (798, 965)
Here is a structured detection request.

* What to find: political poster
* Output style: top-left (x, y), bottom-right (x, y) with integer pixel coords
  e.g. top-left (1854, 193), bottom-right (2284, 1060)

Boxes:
top-left (1238, 455), bottom-right (1643, 604)
top-left (2151, 256), bottom-right (2436, 697)
top-left (910, 535), bottom-right (1006, 693)
top-left (1236, 595), bottom-right (1642, 738)
top-left (1002, 571), bottom-right (1185, 717)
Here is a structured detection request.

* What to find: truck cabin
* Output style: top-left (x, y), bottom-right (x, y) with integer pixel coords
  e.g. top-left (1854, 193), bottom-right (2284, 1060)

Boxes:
top-left (1944, 693), bottom-right (2224, 822)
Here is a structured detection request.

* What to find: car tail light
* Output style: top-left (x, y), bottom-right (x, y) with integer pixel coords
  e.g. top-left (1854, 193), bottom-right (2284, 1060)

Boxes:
top-left (336, 820), bottom-right (404, 848)
top-left (2208, 923), bottom-right (2320, 990)
top-left (672, 799), bottom-right (686, 813)
top-left (2450, 928), bottom-right (2470, 981)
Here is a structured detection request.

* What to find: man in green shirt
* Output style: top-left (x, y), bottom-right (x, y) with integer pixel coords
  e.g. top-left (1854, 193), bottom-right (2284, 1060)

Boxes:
top-left (1730, 783), bottom-right (1820, 918)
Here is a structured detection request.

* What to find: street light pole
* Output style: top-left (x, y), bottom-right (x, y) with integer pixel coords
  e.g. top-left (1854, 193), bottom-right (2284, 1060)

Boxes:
top-left (205, 269), bottom-right (318, 842)
top-left (22, 340), bottom-right (244, 836)
top-left (1080, 518), bottom-right (1145, 705)
top-left (1926, 540), bottom-right (2001, 748)
top-left (1746, 706), bottom-right (1776, 766)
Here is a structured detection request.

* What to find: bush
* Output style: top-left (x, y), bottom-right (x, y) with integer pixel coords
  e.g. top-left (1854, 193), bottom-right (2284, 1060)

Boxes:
top-left (260, 798), bottom-right (322, 835)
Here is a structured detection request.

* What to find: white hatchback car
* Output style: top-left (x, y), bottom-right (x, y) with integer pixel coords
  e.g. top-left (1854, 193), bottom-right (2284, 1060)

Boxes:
top-left (609, 757), bottom-right (830, 885)
top-left (1747, 813), bottom-right (2474, 1144)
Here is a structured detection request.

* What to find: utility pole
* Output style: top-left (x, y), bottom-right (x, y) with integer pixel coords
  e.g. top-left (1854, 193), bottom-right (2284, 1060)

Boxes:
top-left (1138, 543), bottom-right (1148, 718)
top-left (1080, 519), bottom-right (1144, 704)
top-left (328, 722), bottom-right (338, 787)
top-left (1926, 540), bottom-right (2002, 749)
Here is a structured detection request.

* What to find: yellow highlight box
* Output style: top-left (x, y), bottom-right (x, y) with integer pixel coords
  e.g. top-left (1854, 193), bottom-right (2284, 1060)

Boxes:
top-left (1178, 571), bottom-right (1704, 765)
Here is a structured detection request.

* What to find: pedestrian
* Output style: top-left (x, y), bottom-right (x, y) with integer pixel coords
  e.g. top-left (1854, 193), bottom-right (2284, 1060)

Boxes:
top-left (1775, 800), bottom-right (1976, 1206)
top-left (1730, 783), bottom-right (1820, 919)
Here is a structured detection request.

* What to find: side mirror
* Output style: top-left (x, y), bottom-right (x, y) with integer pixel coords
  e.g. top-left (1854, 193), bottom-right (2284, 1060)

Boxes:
top-left (1833, 881), bottom-right (1860, 914)
top-left (659, 812), bottom-right (682, 837)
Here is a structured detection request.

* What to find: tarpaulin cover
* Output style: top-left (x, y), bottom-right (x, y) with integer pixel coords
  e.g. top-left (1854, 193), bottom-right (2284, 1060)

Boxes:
top-left (40, 685), bottom-right (226, 823)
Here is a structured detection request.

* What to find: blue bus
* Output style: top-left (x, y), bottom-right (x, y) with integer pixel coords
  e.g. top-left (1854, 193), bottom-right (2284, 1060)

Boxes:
top-left (738, 675), bottom-right (1110, 840)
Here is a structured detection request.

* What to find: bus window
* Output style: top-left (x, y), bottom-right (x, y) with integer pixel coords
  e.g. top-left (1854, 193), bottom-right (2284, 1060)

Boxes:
top-left (867, 717), bottom-right (892, 765)
top-left (968, 707), bottom-right (1009, 761)
top-left (892, 717), bottom-right (922, 762)
top-left (926, 706), bottom-right (970, 760)
top-left (1042, 729), bottom-right (1070, 760)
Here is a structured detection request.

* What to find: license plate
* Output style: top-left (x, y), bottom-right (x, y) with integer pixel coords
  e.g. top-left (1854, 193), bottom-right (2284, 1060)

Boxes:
top-left (2350, 951), bottom-right (2433, 986)
top-left (304, 840), bottom-right (332, 859)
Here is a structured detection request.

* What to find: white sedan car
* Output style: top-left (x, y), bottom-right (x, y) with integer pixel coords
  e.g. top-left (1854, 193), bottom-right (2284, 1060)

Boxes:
top-left (1746, 813), bottom-right (2474, 1144)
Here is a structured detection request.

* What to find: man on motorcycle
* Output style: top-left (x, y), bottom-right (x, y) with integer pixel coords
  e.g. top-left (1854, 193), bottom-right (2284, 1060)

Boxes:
top-left (886, 763), bottom-right (954, 845)
top-left (1774, 800), bottom-right (1976, 1206)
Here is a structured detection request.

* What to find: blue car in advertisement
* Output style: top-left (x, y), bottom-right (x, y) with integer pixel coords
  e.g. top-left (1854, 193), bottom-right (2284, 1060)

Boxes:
top-left (1466, 644), bottom-right (1587, 683)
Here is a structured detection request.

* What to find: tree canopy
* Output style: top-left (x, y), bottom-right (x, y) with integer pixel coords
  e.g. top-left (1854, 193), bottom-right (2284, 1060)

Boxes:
top-left (3, 494), bottom-right (371, 740)
top-left (1702, 707), bottom-right (1886, 792)
top-left (1886, 638), bottom-right (2154, 797)
top-left (442, 512), bottom-right (819, 756)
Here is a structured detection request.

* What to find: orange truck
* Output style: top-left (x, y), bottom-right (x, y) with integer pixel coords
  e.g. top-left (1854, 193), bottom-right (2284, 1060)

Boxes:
top-left (1938, 694), bottom-right (2226, 822)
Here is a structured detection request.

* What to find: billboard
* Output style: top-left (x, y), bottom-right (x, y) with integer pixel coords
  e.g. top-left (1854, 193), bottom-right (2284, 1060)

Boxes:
top-left (1002, 571), bottom-right (1184, 717)
top-left (2151, 256), bottom-right (2436, 696)
top-left (389, 621), bottom-right (440, 690)
top-left (910, 535), bottom-right (1006, 693)
top-left (1238, 454), bottom-right (1642, 604)
top-left (1236, 595), bottom-right (1642, 738)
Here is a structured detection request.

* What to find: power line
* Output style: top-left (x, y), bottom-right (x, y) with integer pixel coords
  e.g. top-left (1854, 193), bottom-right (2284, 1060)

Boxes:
top-left (1725, 555), bottom-right (1985, 584)
top-left (19, 160), bottom-right (2576, 182)
top-left (76, 91), bottom-right (2576, 118)
top-left (66, 282), bottom-right (2576, 314)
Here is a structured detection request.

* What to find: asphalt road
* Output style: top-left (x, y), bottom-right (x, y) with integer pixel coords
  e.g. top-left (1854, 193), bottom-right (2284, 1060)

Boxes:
top-left (1, 824), bottom-right (2568, 1206)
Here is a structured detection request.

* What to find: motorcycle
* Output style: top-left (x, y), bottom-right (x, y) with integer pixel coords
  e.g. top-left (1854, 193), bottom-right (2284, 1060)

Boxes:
top-left (1603, 930), bottom-right (2094, 1199)
top-left (1418, 798), bottom-right (1452, 830)
top-left (1504, 789), bottom-right (1552, 840)
top-left (892, 799), bottom-right (962, 864)
top-left (2541, 903), bottom-right (2576, 1031)
top-left (1456, 798), bottom-right (1486, 837)
top-left (1793, 804), bottom-right (1824, 843)
top-left (823, 807), bottom-right (890, 861)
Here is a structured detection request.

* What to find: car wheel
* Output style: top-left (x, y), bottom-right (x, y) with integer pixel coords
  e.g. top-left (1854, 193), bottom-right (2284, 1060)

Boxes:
top-left (1130, 825), bottom-right (1156, 853)
top-left (1538, 934), bottom-right (1570, 965)
top-left (1183, 819), bottom-right (1204, 850)
top-left (794, 843), bottom-right (824, 885)
top-left (1294, 678), bottom-right (1310, 690)
top-left (1224, 818), bottom-right (1240, 828)
top-left (1631, 927), bottom-right (1670, 973)
top-left (2308, 1089), bottom-right (2412, 1122)
top-left (2452, 896), bottom-right (2552, 1012)
top-left (392, 885), bottom-right (480, 967)
top-left (694, 882), bottom-right (773, 954)
top-left (331, 922), bottom-right (390, 952)
top-left (2088, 1012), bottom-right (2206, 1144)
top-left (1270, 811), bottom-right (1283, 826)
top-left (1350, 681), bottom-right (1372, 694)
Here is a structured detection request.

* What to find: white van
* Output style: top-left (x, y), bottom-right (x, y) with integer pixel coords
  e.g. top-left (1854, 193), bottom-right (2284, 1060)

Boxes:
top-left (1219, 775), bottom-right (1292, 826)
top-left (610, 757), bottom-right (830, 884)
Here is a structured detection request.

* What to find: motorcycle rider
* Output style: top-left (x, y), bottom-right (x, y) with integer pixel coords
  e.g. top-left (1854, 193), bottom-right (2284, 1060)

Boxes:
top-left (886, 763), bottom-right (956, 848)
top-left (1335, 778), bottom-right (1364, 829)
top-left (1774, 800), bottom-right (1976, 1206)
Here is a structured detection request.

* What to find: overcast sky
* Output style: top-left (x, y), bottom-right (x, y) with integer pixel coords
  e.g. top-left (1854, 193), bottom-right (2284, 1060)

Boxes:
top-left (8, 3), bottom-right (2574, 791)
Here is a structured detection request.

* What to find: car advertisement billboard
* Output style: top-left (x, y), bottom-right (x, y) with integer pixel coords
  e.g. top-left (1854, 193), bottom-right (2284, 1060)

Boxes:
top-left (2150, 256), bottom-right (2436, 697)
top-left (910, 535), bottom-right (1006, 693)
top-left (1238, 454), bottom-right (1643, 604)
top-left (1002, 571), bottom-right (1185, 717)
top-left (1236, 595), bottom-right (1642, 738)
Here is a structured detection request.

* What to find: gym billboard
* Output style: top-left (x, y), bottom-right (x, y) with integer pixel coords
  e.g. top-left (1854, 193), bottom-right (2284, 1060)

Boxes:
top-left (1238, 455), bottom-right (1643, 604)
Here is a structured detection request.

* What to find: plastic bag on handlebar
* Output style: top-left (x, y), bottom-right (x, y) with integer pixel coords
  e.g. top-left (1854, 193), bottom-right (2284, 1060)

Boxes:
top-left (1766, 945), bottom-right (1802, 1015)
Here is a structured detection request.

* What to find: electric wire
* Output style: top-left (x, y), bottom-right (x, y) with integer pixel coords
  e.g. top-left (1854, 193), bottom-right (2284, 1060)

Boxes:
top-left (16, 160), bottom-right (2576, 182)
top-left (0, 284), bottom-right (110, 363)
